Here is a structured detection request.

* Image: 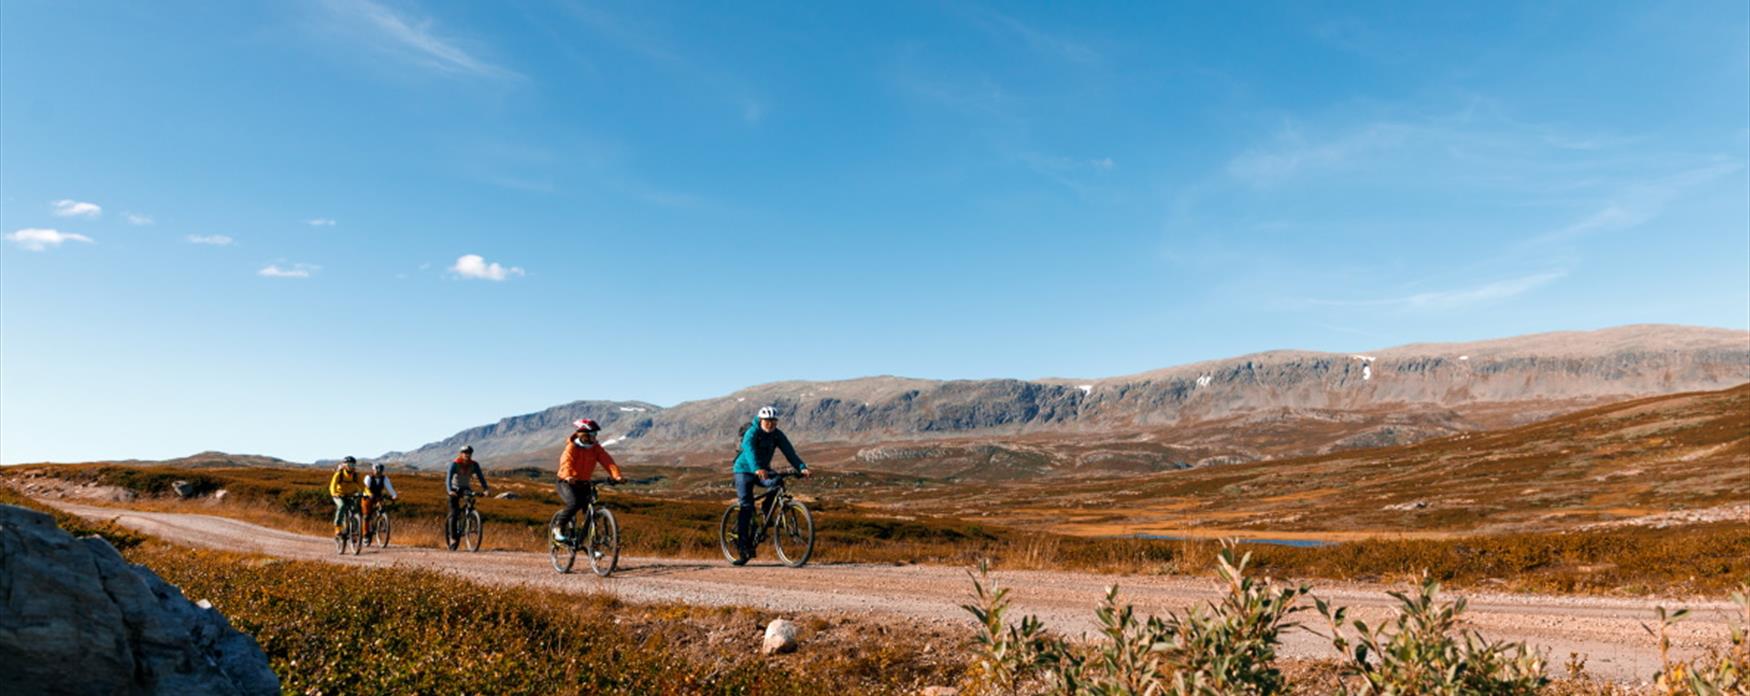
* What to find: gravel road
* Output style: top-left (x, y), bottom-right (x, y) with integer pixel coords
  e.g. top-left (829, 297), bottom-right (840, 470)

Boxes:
top-left (53, 501), bottom-right (1741, 684)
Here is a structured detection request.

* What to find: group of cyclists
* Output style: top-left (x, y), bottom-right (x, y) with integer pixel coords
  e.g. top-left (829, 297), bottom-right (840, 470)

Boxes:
top-left (324, 405), bottom-right (808, 565)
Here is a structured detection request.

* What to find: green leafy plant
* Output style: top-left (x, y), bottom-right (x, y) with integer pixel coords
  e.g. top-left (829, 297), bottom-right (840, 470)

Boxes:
top-left (1648, 584), bottom-right (1749, 695)
top-left (1317, 574), bottom-right (1548, 695)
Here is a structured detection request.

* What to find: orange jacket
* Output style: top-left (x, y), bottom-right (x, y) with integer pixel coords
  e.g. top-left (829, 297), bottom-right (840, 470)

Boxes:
top-left (558, 439), bottom-right (622, 482)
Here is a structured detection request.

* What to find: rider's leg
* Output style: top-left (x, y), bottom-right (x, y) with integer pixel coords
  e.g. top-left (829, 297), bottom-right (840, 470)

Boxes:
top-left (360, 497), bottom-right (376, 536)
top-left (733, 473), bottom-right (762, 558)
top-left (553, 480), bottom-right (582, 540)
top-left (331, 496), bottom-right (345, 535)
top-left (446, 492), bottom-right (461, 534)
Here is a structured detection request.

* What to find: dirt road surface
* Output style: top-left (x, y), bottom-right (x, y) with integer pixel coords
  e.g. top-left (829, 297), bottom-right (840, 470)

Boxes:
top-left (53, 501), bottom-right (1742, 684)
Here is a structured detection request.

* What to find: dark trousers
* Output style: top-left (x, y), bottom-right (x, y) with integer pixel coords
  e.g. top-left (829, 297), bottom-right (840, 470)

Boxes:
top-left (555, 479), bottom-right (592, 528)
top-left (734, 472), bottom-right (772, 553)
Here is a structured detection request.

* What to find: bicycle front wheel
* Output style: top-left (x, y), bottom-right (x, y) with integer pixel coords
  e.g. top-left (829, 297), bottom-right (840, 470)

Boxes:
top-left (587, 508), bottom-right (620, 577)
top-left (373, 512), bottom-right (391, 548)
top-left (718, 505), bottom-right (741, 563)
top-left (549, 511), bottom-right (577, 574)
top-left (773, 500), bottom-right (814, 568)
top-left (347, 513), bottom-right (363, 555)
top-left (464, 510), bottom-right (483, 552)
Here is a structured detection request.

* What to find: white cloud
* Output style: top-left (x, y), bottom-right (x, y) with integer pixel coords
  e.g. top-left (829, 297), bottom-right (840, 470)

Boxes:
top-left (258, 263), bottom-right (319, 279)
top-left (306, 218), bottom-right (337, 227)
top-left (1310, 270), bottom-right (1568, 312)
top-left (186, 234), bottom-right (235, 246)
top-left (125, 213), bottom-right (154, 226)
top-left (325, 0), bottom-right (518, 79)
top-left (449, 254), bottom-right (523, 281)
top-left (6, 228), bottom-right (94, 251)
top-left (51, 199), bottom-right (102, 218)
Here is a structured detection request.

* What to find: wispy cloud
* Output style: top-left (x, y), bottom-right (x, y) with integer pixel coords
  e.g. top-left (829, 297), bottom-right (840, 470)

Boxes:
top-left (965, 7), bottom-right (1100, 64)
top-left (186, 234), bottom-right (235, 246)
top-left (1226, 122), bottom-right (1413, 186)
top-left (6, 228), bottom-right (94, 251)
top-left (1308, 270), bottom-right (1568, 312)
top-left (51, 199), bottom-right (102, 218)
top-left (319, 0), bottom-right (518, 79)
top-left (258, 263), bottom-right (318, 279)
top-left (557, 4), bottom-right (764, 125)
top-left (449, 254), bottom-right (523, 281)
top-left (306, 218), bottom-right (337, 227)
top-left (125, 212), bottom-right (154, 226)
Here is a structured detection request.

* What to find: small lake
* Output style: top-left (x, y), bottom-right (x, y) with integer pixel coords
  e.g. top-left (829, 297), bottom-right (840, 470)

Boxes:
top-left (1128, 534), bottom-right (1333, 548)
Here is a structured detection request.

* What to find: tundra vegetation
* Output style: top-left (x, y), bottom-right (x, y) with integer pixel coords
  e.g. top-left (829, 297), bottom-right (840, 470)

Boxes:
top-left (8, 463), bottom-right (1747, 596)
top-left (3, 487), bottom-right (1745, 695)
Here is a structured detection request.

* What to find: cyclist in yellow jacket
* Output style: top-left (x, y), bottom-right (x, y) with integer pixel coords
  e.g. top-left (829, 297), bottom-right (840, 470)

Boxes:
top-left (329, 456), bottom-right (363, 536)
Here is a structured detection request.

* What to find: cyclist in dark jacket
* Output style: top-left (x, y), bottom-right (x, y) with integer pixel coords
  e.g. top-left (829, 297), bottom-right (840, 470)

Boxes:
top-left (731, 406), bottom-right (809, 565)
top-left (447, 445), bottom-right (490, 528)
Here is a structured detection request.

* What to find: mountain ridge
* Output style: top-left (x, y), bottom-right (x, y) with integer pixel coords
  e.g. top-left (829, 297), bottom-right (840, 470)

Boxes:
top-left (381, 324), bottom-right (1750, 469)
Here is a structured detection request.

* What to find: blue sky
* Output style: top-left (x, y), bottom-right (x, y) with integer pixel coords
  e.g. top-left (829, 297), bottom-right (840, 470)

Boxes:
top-left (3, 1), bottom-right (1746, 463)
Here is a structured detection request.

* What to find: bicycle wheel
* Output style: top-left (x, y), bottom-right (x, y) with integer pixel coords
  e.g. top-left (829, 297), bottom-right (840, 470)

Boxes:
top-left (464, 509), bottom-right (483, 552)
top-left (587, 508), bottom-right (620, 577)
top-left (772, 500), bottom-right (814, 568)
top-left (549, 511), bottom-right (577, 574)
top-left (373, 512), bottom-right (391, 548)
top-left (349, 512), bottom-right (364, 555)
top-left (334, 518), bottom-right (348, 555)
top-left (718, 505), bottom-right (741, 563)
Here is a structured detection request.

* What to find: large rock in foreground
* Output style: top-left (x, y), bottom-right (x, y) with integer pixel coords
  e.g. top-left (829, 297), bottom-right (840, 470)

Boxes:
top-left (0, 504), bottom-right (279, 695)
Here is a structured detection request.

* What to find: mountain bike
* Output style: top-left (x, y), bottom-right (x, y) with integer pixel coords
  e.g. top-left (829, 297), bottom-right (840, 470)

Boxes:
top-left (548, 480), bottom-right (620, 576)
top-left (366, 499), bottom-right (393, 549)
top-left (719, 472), bottom-right (814, 567)
top-left (445, 490), bottom-right (484, 552)
top-left (335, 494), bottom-right (364, 556)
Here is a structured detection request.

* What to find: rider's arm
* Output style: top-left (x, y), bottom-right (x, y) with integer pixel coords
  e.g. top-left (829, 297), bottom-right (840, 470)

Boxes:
top-left (776, 431), bottom-right (806, 471)
top-left (597, 447), bottom-right (623, 481)
top-left (473, 464), bottom-right (488, 491)
top-left (328, 470), bottom-right (343, 497)
top-left (446, 462), bottom-right (458, 493)
top-left (384, 476), bottom-right (398, 499)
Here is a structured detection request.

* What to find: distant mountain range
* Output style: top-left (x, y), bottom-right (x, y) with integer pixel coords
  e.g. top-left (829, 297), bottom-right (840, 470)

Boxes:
top-left (379, 324), bottom-right (1750, 472)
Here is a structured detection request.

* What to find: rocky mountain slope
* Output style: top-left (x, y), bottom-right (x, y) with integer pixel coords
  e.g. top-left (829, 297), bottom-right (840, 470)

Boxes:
top-left (383, 324), bottom-right (1749, 470)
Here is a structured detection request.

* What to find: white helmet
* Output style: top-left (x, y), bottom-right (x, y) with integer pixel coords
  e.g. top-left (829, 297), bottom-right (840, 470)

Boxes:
top-left (757, 406), bottom-right (779, 420)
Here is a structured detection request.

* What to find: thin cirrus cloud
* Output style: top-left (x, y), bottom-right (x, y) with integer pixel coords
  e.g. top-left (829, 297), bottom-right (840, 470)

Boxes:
top-left (51, 199), bottom-right (103, 218)
top-left (6, 228), bottom-right (94, 251)
top-left (185, 234), bottom-right (235, 246)
top-left (306, 218), bottom-right (337, 227)
top-left (321, 0), bottom-right (519, 79)
top-left (258, 263), bottom-right (319, 279)
top-left (449, 254), bottom-right (523, 281)
top-left (125, 213), bottom-right (154, 225)
top-left (1307, 270), bottom-right (1569, 312)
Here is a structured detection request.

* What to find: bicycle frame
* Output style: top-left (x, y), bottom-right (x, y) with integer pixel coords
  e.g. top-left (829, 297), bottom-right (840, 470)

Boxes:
top-left (745, 476), bottom-right (796, 540)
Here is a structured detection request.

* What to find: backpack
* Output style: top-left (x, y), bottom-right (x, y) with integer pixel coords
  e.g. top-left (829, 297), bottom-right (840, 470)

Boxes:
top-left (735, 422), bottom-right (752, 452)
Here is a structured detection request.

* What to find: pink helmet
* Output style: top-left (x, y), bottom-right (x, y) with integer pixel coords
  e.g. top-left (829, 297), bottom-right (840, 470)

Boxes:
top-left (573, 418), bottom-right (601, 433)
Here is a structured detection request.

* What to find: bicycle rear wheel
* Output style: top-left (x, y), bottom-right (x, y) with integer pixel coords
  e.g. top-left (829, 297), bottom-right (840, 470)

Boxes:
top-left (587, 508), bottom-right (619, 577)
top-left (373, 512), bottom-right (391, 548)
top-left (717, 505), bottom-right (741, 563)
top-left (549, 511), bottom-right (577, 574)
top-left (464, 510), bottom-right (483, 551)
top-left (773, 500), bottom-right (814, 568)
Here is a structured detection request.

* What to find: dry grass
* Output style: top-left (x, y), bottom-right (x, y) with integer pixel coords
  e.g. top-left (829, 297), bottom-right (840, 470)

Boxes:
top-left (10, 458), bottom-right (1748, 598)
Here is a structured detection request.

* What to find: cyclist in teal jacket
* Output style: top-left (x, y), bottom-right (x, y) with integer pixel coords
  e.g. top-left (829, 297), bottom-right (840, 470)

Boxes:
top-left (731, 406), bottom-right (809, 564)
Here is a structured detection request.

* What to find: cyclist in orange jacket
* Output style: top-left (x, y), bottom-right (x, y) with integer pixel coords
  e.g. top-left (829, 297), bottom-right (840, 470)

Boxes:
top-left (552, 418), bottom-right (624, 542)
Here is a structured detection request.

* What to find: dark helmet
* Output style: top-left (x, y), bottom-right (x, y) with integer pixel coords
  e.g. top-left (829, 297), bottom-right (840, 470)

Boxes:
top-left (573, 418), bottom-right (601, 433)
top-left (459, 445), bottom-right (474, 454)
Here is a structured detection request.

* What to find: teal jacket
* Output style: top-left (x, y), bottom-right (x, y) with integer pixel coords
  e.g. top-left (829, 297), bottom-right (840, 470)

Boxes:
top-left (732, 416), bottom-right (806, 475)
